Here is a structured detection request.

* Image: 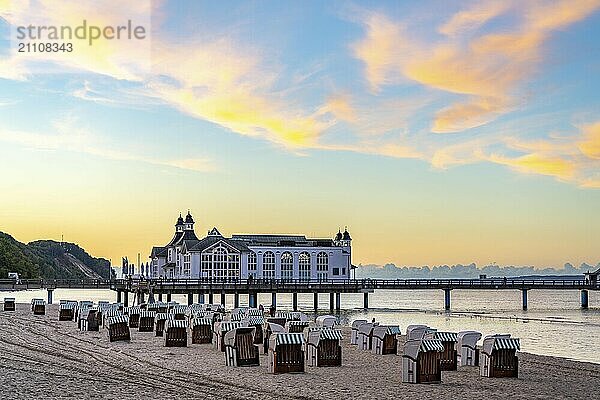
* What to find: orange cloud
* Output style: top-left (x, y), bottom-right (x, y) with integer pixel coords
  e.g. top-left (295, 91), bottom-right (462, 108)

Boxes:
top-left (578, 122), bottom-right (600, 160)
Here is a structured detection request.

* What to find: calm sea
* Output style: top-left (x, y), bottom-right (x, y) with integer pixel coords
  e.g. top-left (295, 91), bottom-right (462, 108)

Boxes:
top-left (3, 288), bottom-right (599, 364)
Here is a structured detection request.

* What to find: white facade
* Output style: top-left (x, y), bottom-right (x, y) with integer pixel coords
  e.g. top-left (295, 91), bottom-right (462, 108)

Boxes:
top-left (149, 212), bottom-right (352, 281)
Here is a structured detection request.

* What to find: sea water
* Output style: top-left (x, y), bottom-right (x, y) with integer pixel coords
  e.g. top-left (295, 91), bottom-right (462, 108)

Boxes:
top-left (3, 288), bottom-right (599, 364)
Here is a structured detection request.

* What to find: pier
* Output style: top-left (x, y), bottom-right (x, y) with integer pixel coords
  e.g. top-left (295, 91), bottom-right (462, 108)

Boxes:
top-left (1, 278), bottom-right (597, 310)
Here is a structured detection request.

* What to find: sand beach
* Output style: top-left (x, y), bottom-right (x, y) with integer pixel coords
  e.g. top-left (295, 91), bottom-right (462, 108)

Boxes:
top-left (0, 304), bottom-right (599, 399)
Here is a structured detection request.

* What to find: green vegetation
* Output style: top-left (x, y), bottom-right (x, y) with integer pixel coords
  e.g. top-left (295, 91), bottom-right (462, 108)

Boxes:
top-left (0, 232), bottom-right (114, 280)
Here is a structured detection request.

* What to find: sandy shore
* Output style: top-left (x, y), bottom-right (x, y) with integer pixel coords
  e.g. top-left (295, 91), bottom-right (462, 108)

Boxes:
top-left (1, 304), bottom-right (598, 399)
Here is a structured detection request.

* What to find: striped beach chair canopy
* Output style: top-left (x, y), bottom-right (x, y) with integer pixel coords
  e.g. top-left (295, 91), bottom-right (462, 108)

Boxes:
top-left (243, 316), bottom-right (265, 326)
top-left (126, 306), bottom-right (141, 315)
top-left (275, 311), bottom-right (293, 320)
top-left (218, 321), bottom-right (242, 333)
top-left (307, 328), bottom-right (343, 347)
top-left (4, 297), bottom-right (15, 302)
top-left (230, 313), bottom-right (245, 322)
top-left (420, 339), bottom-right (445, 353)
top-left (271, 332), bottom-right (305, 347)
top-left (79, 301), bottom-right (94, 307)
top-left (319, 329), bottom-right (343, 341)
top-left (139, 310), bottom-right (156, 318)
top-left (192, 317), bottom-right (212, 327)
top-left (493, 337), bottom-right (520, 350)
top-left (33, 299), bottom-right (46, 305)
top-left (287, 320), bottom-right (309, 326)
top-left (105, 309), bottom-right (122, 318)
top-left (108, 315), bottom-right (129, 325)
top-left (247, 308), bottom-right (263, 317)
top-left (156, 312), bottom-right (174, 321)
top-left (170, 305), bottom-right (188, 314)
top-left (59, 303), bottom-right (76, 310)
top-left (429, 331), bottom-right (458, 342)
top-left (165, 319), bottom-right (188, 329)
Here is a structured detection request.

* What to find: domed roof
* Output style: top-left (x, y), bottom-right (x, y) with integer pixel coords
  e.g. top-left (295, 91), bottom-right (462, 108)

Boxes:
top-left (185, 211), bottom-right (194, 224)
top-left (335, 229), bottom-right (343, 241)
top-left (176, 213), bottom-right (184, 226)
top-left (342, 228), bottom-right (351, 241)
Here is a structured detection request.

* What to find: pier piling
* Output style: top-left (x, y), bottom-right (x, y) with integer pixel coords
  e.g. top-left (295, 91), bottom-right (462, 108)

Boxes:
top-left (116, 290), bottom-right (122, 303)
top-left (158, 293), bottom-right (163, 302)
top-left (314, 293), bottom-right (319, 311)
top-left (166, 292), bottom-right (172, 303)
top-left (47, 289), bottom-right (53, 305)
top-left (220, 291), bottom-right (226, 308)
top-left (522, 289), bottom-right (528, 310)
top-left (139, 292), bottom-right (145, 305)
top-left (249, 292), bottom-right (257, 308)
top-left (124, 292), bottom-right (129, 307)
top-left (198, 292), bottom-right (205, 304)
top-left (444, 289), bottom-right (451, 310)
top-left (271, 293), bottom-right (277, 310)
top-left (208, 292), bottom-right (214, 305)
top-left (581, 289), bottom-right (589, 309)
top-left (292, 293), bottom-right (298, 311)
top-left (187, 293), bottom-right (193, 306)
top-left (363, 292), bottom-right (369, 309)
top-left (234, 292), bottom-right (239, 308)
top-left (335, 292), bottom-right (341, 311)
top-left (329, 293), bottom-right (334, 312)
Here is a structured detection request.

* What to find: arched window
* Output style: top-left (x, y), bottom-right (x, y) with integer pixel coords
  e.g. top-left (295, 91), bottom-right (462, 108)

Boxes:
top-left (201, 243), bottom-right (240, 280)
top-left (248, 252), bottom-right (257, 274)
top-left (262, 251), bottom-right (275, 279)
top-left (317, 252), bottom-right (328, 281)
top-left (281, 252), bottom-right (293, 280)
top-left (299, 252), bottom-right (311, 281)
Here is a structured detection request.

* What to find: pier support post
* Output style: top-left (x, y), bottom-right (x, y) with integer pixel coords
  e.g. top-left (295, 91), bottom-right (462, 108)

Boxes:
top-left (335, 293), bottom-right (341, 311)
top-left (47, 289), bottom-right (53, 305)
top-left (198, 292), bottom-right (205, 304)
top-left (522, 289), bottom-right (528, 310)
top-left (220, 291), bottom-right (226, 308)
top-left (166, 292), bottom-right (172, 303)
top-left (444, 289), bottom-right (451, 311)
top-left (329, 293), bottom-right (335, 312)
top-left (581, 289), bottom-right (589, 309)
top-left (208, 292), bottom-right (214, 305)
top-left (314, 293), bottom-right (319, 311)
top-left (292, 293), bottom-right (298, 311)
top-left (158, 293), bottom-right (163, 302)
top-left (363, 292), bottom-right (369, 309)
top-left (234, 292), bottom-right (240, 308)
top-left (249, 292), bottom-right (257, 308)
top-left (187, 293), bottom-right (193, 306)
top-left (124, 292), bottom-right (129, 307)
top-left (271, 293), bottom-right (277, 310)
top-left (116, 290), bottom-right (122, 303)
top-left (139, 292), bottom-right (145, 305)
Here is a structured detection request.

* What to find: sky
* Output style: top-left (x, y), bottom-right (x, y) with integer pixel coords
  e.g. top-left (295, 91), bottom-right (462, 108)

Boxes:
top-left (0, 0), bottom-right (599, 269)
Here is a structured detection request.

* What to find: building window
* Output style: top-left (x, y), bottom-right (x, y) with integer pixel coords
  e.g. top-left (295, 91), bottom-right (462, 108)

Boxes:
top-left (183, 254), bottom-right (191, 276)
top-left (262, 251), bottom-right (275, 279)
top-left (201, 243), bottom-right (240, 280)
top-left (342, 268), bottom-right (346, 276)
top-left (248, 252), bottom-right (257, 271)
top-left (333, 267), bottom-right (339, 276)
top-left (168, 249), bottom-right (173, 262)
top-left (299, 252), bottom-right (311, 281)
top-left (281, 252), bottom-right (293, 280)
top-left (317, 251), bottom-right (328, 280)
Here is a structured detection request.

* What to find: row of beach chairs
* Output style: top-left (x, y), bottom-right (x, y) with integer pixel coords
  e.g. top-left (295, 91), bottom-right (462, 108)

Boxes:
top-left (351, 320), bottom-right (520, 383)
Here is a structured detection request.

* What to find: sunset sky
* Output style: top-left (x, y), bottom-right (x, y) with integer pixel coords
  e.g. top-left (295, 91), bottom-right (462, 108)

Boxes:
top-left (0, 1), bottom-right (599, 269)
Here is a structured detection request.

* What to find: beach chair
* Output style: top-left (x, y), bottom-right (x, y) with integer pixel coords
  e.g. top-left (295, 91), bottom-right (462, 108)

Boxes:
top-left (406, 325), bottom-right (434, 340)
top-left (191, 317), bottom-right (213, 344)
top-left (372, 325), bottom-right (401, 355)
top-left (315, 315), bottom-right (338, 328)
top-left (155, 313), bottom-right (173, 337)
top-left (214, 321), bottom-right (242, 352)
top-left (285, 320), bottom-right (309, 333)
top-left (32, 299), bottom-right (46, 315)
top-left (164, 319), bottom-right (188, 347)
top-left (3, 297), bottom-right (16, 311)
top-left (264, 321), bottom-right (286, 354)
top-left (138, 310), bottom-right (156, 332)
top-left (126, 306), bottom-right (141, 328)
top-left (350, 319), bottom-right (367, 345)
top-left (107, 315), bottom-right (130, 342)
top-left (170, 305), bottom-right (187, 320)
top-left (402, 339), bottom-right (444, 384)
top-left (480, 335), bottom-right (520, 378)
top-left (58, 303), bottom-right (75, 321)
top-left (242, 316), bottom-right (265, 345)
top-left (224, 327), bottom-right (260, 367)
top-left (268, 333), bottom-right (305, 374)
top-left (357, 322), bottom-right (378, 350)
top-left (457, 331), bottom-right (482, 367)
top-left (80, 308), bottom-right (100, 332)
top-left (425, 331), bottom-right (458, 370)
top-left (305, 328), bottom-right (343, 367)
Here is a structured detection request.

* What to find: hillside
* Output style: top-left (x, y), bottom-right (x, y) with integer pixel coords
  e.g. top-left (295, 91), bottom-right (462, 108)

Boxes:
top-left (0, 232), bottom-right (114, 280)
